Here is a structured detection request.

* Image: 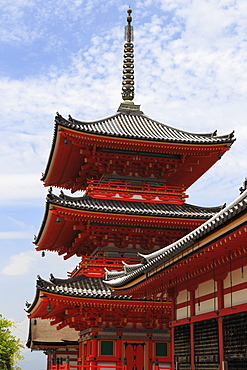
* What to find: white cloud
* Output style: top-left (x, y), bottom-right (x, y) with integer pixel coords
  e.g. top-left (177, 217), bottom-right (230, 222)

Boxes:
top-left (0, 1), bottom-right (246, 207)
top-left (0, 231), bottom-right (34, 239)
top-left (1, 250), bottom-right (38, 275)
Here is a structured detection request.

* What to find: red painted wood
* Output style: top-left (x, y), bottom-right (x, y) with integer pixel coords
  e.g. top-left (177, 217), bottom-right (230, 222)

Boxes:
top-left (190, 323), bottom-right (195, 370)
top-left (125, 343), bottom-right (145, 370)
top-left (170, 301), bottom-right (247, 328)
top-left (218, 316), bottom-right (224, 370)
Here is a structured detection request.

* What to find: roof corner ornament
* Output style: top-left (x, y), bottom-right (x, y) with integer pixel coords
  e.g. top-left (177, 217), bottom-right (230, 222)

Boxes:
top-left (239, 176), bottom-right (247, 194)
top-left (118, 9), bottom-right (141, 112)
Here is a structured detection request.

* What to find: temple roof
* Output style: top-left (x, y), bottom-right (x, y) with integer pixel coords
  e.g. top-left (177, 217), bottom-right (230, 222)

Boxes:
top-left (47, 191), bottom-right (223, 219)
top-left (104, 185), bottom-right (247, 288)
top-left (34, 191), bottom-right (224, 248)
top-left (26, 273), bottom-right (132, 314)
top-left (37, 273), bottom-right (112, 298)
top-left (55, 111), bottom-right (235, 145)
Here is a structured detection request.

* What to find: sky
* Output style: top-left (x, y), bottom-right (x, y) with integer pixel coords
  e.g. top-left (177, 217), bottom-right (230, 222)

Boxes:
top-left (0, 0), bottom-right (246, 369)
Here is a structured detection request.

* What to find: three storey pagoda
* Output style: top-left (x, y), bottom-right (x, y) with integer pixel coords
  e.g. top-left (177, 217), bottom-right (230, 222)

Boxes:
top-left (26, 9), bottom-right (235, 370)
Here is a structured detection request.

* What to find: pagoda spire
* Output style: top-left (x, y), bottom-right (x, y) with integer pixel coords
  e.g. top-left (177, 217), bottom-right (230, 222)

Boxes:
top-left (118, 9), bottom-right (140, 112)
top-left (122, 8), bottom-right (134, 102)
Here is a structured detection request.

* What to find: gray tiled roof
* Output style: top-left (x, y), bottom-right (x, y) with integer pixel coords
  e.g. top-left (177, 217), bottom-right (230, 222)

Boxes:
top-left (25, 273), bottom-right (144, 313)
top-left (36, 273), bottom-right (112, 298)
top-left (47, 191), bottom-right (223, 219)
top-left (55, 111), bottom-right (235, 144)
top-left (104, 188), bottom-right (247, 288)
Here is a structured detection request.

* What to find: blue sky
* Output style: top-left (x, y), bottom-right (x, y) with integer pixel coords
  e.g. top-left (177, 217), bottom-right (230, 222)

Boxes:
top-left (0, 1), bottom-right (247, 369)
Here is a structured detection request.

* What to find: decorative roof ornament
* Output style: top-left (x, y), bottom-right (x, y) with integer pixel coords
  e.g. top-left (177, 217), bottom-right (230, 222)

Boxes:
top-left (118, 8), bottom-right (141, 112)
top-left (239, 176), bottom-right (247, 194)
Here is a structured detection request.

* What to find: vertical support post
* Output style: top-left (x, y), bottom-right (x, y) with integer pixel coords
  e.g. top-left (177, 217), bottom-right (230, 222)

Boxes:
top-left (65, 355), bottom-right (70, 370)
top-left (116, 335), bottom-right (122, 370)
top-left (91, 335), bottom-right (98, 370)
top-left (147, 339), bottom-right (152, 370)
top-left (155, 358), bottom-right (159, 370)
top-left (216, 277), bottom-right (226, 370)
top-left (123, 357), bottom-right (127, 370)
top-left (218, 316), bottom-right (225, 370)
top-left (171, 326), bottom-right (175, 370)
top-left (190, 322), bottom-right (195, 370)
top-left (189, 287), bottom-right (196, 370)
top-left (217, 279), bottom-right (224, 310)
top-left (168, 288), bottom-right (178, 370)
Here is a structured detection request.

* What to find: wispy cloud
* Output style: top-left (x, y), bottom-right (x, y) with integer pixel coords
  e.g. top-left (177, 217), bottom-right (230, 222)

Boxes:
top-left (0, 231), bottom-right (34, 239)
top-left (2, 250), bottom-right (38, 275)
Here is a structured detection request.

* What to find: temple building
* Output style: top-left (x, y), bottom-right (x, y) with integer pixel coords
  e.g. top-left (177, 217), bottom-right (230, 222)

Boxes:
top-left (26, 9), bottom-right (239, 370)
top-left (105, 180), bottom-right (247, 370)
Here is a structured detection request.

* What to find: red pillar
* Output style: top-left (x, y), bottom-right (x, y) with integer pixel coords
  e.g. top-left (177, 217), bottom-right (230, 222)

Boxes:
top-left (116, 334), bottom-right (122, 369)
top-left (218, 316), bottom-right (224, 370)
top-left (171, 327), bottom-right (175, 370)
top-left (168, 288), bottom-right (178, 370)
top-left (189, 287), bottom-right (196, 370)
top-left (90, 334), bottom-right (98, 370)
top-left (217, 279), bottom-right (225, 370)
top-left (147, 338), bottom-right (153, 370)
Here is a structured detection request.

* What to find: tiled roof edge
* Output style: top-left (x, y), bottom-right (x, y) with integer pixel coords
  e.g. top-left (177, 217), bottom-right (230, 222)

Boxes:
top-left (104, 188), bottom-right (247, 287)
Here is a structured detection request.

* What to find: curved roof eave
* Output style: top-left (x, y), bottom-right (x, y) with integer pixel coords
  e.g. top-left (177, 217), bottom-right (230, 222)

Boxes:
top-left (56, 111), bottom-right (235, 145)
top-left (33, 189), bottom-right (224, 246)
top-left (104, 188), bottom-right (247, 288)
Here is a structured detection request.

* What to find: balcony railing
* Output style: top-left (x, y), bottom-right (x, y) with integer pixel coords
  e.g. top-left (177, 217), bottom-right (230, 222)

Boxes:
top-left (51, 363), bottom-right (172, 370)
top-left (85, 179), bottom-right (188, 204)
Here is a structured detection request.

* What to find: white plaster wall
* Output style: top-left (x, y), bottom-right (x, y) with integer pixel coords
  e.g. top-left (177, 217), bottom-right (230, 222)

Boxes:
top-left (195, 298), bottom-right (217, 315)
top-left (176, 306), bottom-right (190, 320)
top-left (196, 279), bottom-right (214, 297)
top-left (176, 289), bottom-right (189, 304)
top-left (225, 288), bottom-right (247, 308)
top-left (224, 267), bottom-right (246, 289)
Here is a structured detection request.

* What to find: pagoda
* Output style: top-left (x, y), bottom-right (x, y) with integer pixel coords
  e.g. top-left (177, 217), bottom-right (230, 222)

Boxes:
top-left (26, 9), bottom-right (235, 370)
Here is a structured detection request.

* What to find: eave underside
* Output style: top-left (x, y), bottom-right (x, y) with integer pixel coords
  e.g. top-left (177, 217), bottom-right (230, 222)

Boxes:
top-left (43, 122), bottom-right (233, 192)
top-left (35, 196), bottom-right (221, 259)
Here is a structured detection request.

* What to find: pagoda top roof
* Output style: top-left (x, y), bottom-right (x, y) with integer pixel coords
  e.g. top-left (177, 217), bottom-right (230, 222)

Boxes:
top-left (104, 181), bottom-right (247, 289)
top-left (55, 111), bottom-right (235, 145)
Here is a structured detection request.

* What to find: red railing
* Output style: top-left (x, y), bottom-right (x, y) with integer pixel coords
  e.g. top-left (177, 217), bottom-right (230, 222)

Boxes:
top-left (51, 365), bottom-right (125, 370)
top-left (68, 256), bottom-right (140, 278)
top-left (51, 364), bottom-right (172, 370)
top-left (86, 179), bottom-right (185, 195)
top-left (85, 179), bottom-right (188, 204)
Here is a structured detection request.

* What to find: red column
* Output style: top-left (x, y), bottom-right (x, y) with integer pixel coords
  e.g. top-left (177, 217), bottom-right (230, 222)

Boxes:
top-left (147, 338), bottom-right (153, 370)
top-left (78, 340), bottom-right (83, 369)
top-left (217, 279), bottom-right (224, 310)
top-left (90, 335), bottom-right (98, 370)
top-left (217, 278), bottom-right (225, 370)
top-left (189, 287), bottom-right (196, 370)
top-left (218, 316), bottom-right (224, 370)
top-left (116, 334), bottom-right (122, 369)
top-left (168, 288), bottom-right (178, 370)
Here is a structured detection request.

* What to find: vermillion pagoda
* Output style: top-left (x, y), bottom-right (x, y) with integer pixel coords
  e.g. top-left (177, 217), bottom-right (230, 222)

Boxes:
top-left (26, 9), bottom-right (235, 370)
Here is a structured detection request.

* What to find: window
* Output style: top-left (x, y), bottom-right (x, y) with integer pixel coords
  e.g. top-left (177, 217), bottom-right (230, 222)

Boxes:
top-left (101, 341), bottom-right (113, 356)
top-left (156, 342), bottom-right (168, 357)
